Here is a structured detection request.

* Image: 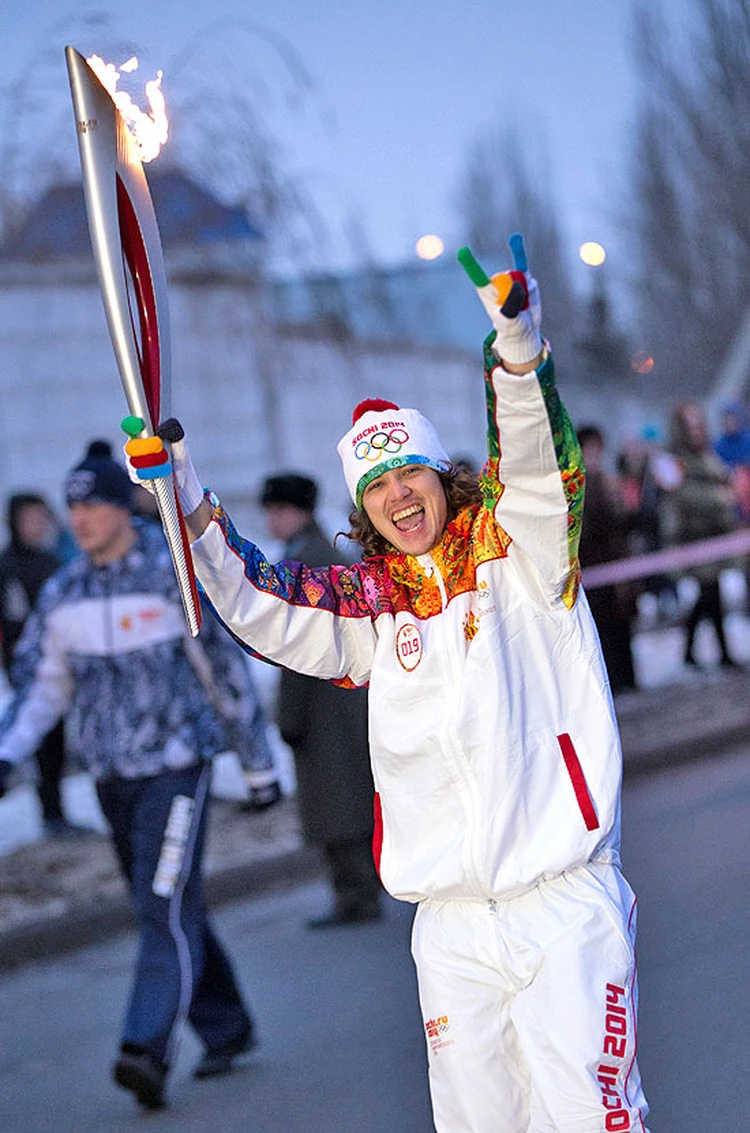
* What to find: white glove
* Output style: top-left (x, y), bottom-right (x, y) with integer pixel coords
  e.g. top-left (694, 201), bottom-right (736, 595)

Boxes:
top-left (122, 417), bottom-right (205, 515)
top-left (458, 236), bottom-right (543, 366)
top-left (476, 272), bottom-right (543, 365)
top-left (167, 430), bottom-right (205, 514)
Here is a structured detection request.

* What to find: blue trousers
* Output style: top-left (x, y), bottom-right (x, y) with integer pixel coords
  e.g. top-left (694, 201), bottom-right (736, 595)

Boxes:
top-left (97, 763), bottom-right (252, 1066)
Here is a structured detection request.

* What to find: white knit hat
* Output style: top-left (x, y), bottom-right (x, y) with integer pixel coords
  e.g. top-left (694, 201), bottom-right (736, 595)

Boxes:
top-left (338, 399), bottom-right (451, 508)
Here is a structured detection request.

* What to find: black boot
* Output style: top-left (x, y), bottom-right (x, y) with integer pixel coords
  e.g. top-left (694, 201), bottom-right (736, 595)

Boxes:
top-left (113, 1046), bottom-right (167, 1109)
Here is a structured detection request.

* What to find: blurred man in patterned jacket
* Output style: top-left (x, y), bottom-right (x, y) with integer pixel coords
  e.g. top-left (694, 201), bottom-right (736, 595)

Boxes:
top-left (0, 442), bottom-right (280, 1110)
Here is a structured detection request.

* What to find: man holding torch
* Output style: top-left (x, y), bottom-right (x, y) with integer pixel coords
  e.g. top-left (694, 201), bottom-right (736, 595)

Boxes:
top-left (126, 234), bottom-right (650, 1133)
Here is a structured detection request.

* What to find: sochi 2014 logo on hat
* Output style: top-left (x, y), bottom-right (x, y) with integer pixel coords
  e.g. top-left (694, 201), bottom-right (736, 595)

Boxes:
top-left (353, 424), bottom-right (411, 463)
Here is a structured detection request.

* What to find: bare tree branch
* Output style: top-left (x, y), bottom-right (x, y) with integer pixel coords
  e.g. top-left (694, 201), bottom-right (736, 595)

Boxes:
top-left (627, 0), bottom-right (750, 391)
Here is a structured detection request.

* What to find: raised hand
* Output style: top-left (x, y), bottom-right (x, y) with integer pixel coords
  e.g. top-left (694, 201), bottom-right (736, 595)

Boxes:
top-left (458, 234), bottom-right (543, 367)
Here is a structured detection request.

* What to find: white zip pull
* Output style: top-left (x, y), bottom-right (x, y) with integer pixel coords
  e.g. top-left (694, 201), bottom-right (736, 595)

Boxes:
top-left (417, 553), bottom-right (435, 579)
top-left (419, 552), bottom-right (448, 611)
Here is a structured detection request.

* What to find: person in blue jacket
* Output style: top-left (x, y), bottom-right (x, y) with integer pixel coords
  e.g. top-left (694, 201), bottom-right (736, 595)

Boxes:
top-left (0, 443), bottom-right (280, 1110)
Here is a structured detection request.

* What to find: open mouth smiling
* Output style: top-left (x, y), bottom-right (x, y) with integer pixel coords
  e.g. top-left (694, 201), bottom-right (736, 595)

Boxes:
top-left (392, 503), bottom-right (424, 532)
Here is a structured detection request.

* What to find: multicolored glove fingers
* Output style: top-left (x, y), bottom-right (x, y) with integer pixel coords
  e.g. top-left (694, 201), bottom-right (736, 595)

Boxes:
top-left (121, 416), bottom-right (172, 481)
top-left (508, 232), bottom-right (527, 273)
top-left (456, 245), bottom-right (490, 287)
top-left (491, 272), bottom-right (528, 317)
top-left (156, 418), bottom-right (185, 444)
top-left (457, 241), bottom-right (529, 316)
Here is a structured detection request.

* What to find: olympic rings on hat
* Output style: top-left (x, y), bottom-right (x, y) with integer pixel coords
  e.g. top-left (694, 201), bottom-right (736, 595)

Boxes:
top-left (355, 428), bottom-right (410, 462)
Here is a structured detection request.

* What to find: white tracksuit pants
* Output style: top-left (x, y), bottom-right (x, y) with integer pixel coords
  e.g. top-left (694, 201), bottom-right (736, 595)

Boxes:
top-left (411, 862), bottom-right (650, 1133)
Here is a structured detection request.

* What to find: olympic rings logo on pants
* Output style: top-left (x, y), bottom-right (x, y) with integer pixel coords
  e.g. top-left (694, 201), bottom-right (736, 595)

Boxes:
top-left (355, 428), bottom-right (410, 462)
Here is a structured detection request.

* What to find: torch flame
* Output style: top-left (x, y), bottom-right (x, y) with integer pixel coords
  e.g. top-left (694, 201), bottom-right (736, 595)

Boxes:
top-left (87, 54), bottom-right (168, 162)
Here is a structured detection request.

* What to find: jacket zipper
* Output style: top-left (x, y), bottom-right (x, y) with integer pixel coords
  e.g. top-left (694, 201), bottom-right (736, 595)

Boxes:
top-left (420, 553), bottom-right (486, 898)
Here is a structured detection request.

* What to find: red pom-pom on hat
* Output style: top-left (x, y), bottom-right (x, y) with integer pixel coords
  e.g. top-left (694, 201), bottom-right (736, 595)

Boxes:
top-left (352, 398), bottom-right (399, 425)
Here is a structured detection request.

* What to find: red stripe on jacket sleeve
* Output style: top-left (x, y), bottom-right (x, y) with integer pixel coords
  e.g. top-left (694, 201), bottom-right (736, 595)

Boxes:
top-left (557, 733), bottom-right (600, 831)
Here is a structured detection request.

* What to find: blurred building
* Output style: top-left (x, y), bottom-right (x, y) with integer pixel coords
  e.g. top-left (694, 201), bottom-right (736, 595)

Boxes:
top-left (0, 168), bottom-right (483, 538)
top-left (3, 168), bottom-right (723, 532)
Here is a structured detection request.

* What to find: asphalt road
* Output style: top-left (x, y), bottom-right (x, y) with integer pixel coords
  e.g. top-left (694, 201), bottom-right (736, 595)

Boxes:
top-left (2, 744), bottom-right (750, 1133)
top-left (621, 744), bottom-right (750, 1132)
top-left (0, 880), bottom-right (433, 1133)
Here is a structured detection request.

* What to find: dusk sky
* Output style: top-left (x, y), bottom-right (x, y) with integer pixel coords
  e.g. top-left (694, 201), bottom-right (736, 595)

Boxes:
top-left (1, 0), bottom-right (697, 287)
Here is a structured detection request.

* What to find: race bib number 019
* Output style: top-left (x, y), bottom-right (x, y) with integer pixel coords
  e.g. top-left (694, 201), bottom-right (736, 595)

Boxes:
top-left (396, 623), bottom-right (423, 671)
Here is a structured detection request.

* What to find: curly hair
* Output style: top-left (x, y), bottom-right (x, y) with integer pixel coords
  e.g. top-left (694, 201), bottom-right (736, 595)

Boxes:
top-left (341, 463), bottom-right (483, 558)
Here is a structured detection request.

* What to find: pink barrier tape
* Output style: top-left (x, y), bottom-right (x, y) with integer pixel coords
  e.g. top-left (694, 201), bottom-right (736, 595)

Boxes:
top-left (582, 528), bottom-right (750, 590)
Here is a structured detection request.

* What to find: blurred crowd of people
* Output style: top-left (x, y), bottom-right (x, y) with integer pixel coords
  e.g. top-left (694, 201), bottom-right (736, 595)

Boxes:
top-left (577, 396), bottom-right (750, 694)
top-left (0, 450), bottom-right (379, 925)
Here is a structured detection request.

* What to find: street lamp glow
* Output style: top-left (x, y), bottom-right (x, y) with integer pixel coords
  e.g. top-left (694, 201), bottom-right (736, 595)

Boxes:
top-left (579, 241), bottom-right (607, 267)
top-left (631, 350), bottom-right (655, 375)
top-left (415, 234), bottom-right (445, 261)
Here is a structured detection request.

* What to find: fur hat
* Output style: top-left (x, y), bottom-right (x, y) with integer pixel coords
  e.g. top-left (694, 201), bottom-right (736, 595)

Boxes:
top-left (259, 473), bottom-right (318, 512)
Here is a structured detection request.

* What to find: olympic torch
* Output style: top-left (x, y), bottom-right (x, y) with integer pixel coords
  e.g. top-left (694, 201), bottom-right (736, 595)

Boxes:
top-left (65, 46), bottom-right (201, 635)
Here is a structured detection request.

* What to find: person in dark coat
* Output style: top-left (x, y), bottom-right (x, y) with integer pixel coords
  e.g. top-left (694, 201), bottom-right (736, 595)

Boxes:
top-left (260, 473), bottom-right (382, 928)
top-left (0, 492), bottom-right (89, 837)
top-left (576, 427), bottom-right (639, 695)
top-left (665, 400), bottom-right (740, 669)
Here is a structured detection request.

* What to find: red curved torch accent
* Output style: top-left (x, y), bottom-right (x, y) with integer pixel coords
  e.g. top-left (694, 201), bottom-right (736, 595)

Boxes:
top-left (116, 173), bottom-right (161, 426)
top-left (115, 174), bottom-right (202, 624)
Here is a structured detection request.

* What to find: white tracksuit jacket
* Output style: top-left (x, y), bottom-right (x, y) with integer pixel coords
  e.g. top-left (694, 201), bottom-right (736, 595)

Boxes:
top-left (193, 343), bottom-right (622, 906)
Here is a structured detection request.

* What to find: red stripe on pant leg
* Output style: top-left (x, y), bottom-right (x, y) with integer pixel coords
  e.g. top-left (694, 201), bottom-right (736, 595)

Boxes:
top-left (557, 733), bottom-right (600, 831)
